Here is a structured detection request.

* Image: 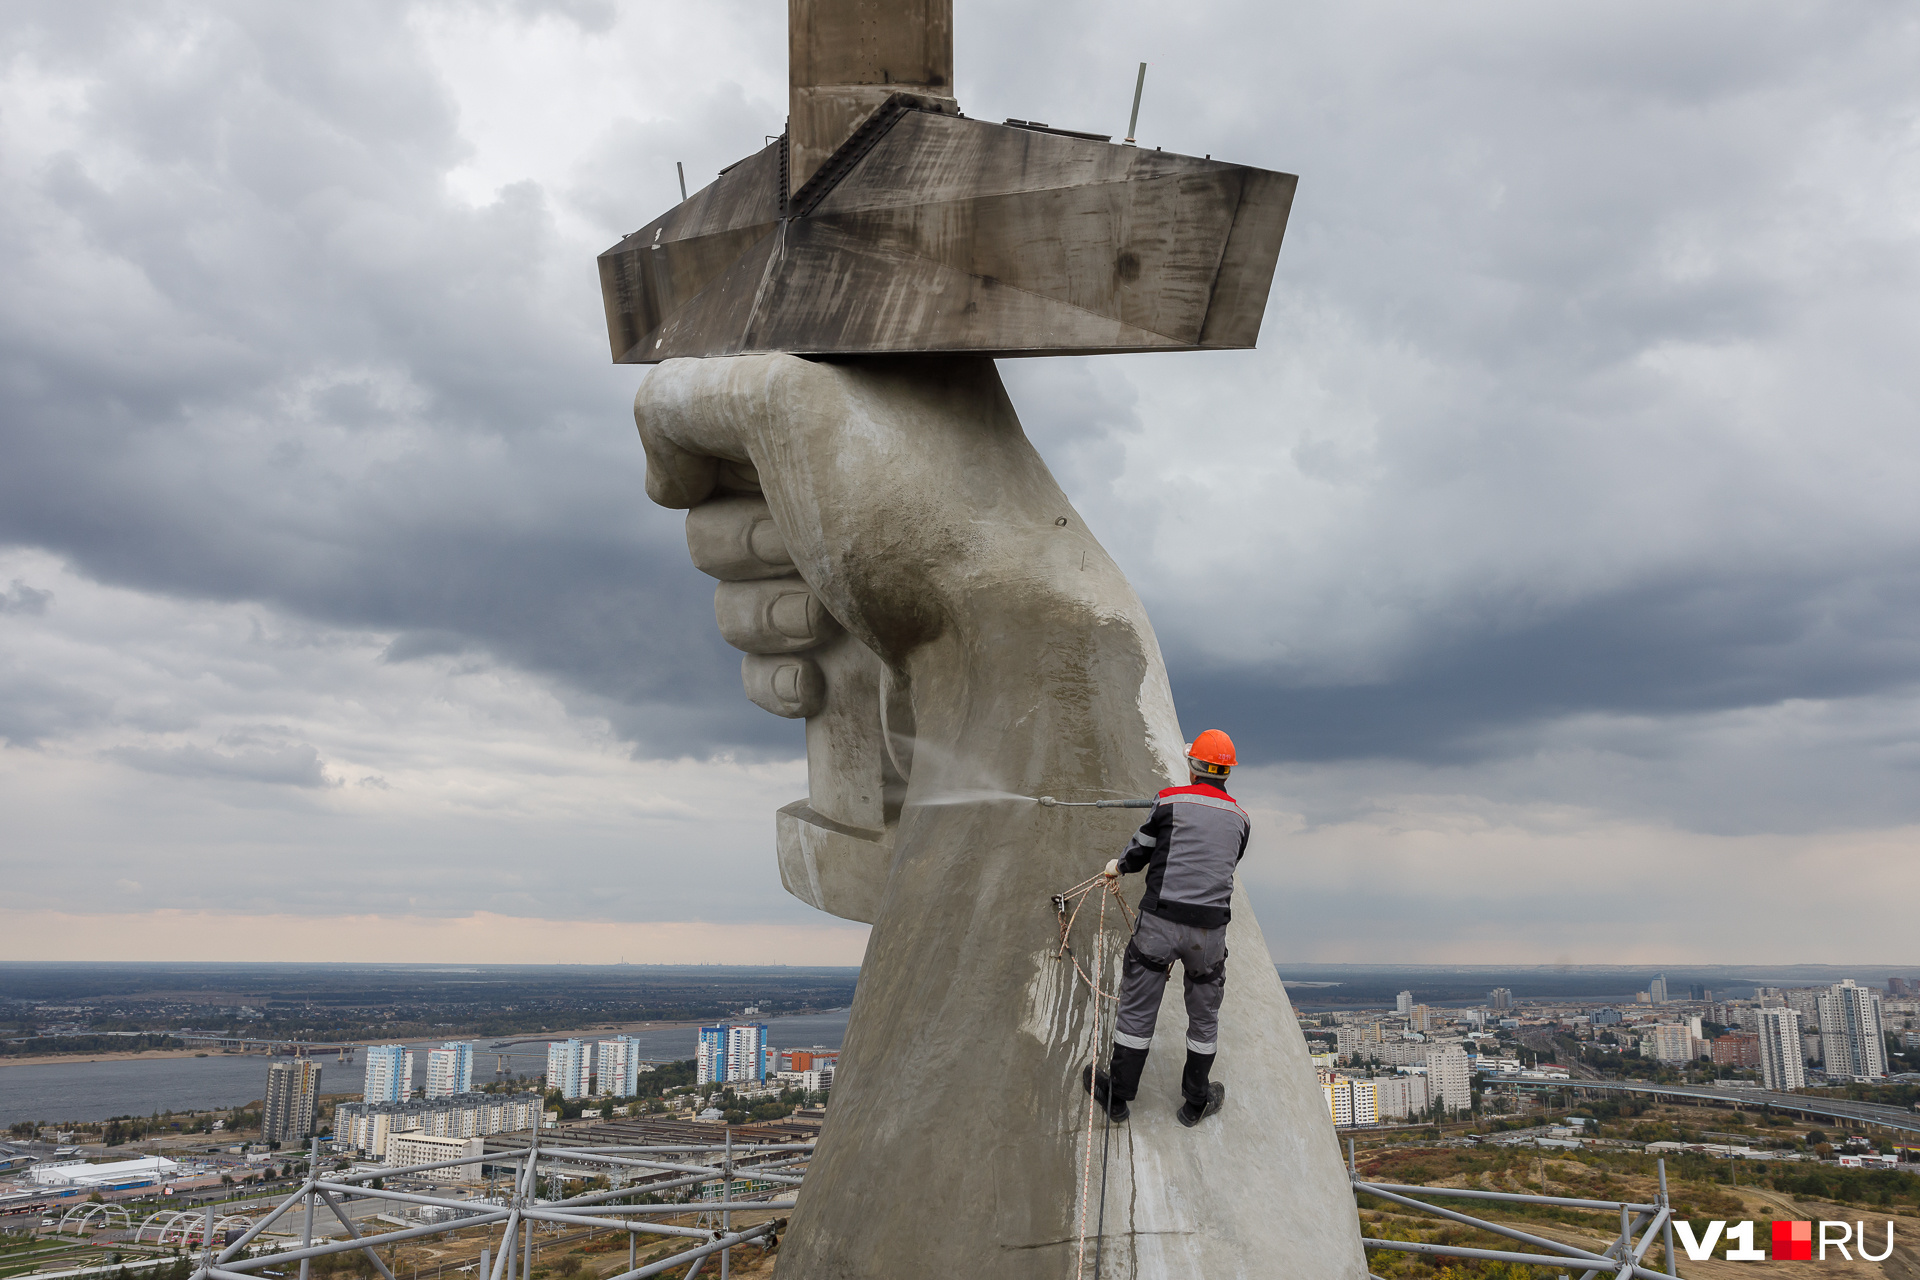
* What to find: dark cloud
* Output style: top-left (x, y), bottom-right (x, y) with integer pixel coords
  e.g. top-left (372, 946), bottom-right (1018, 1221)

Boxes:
top-left (1, 0), bottom-right (1917, 848)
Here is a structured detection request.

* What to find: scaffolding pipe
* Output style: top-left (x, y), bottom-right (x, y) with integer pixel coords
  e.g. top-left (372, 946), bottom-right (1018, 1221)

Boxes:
top-left (1355, 1182), bottom-right (1657, 1213)
top-left (1363, 1239), bottom-right (1669, 1278)
top-left (1353, 1184), bottom-right (1616, 1263)
top-left (317, 1189), bottom-right (399, 1280)
top-left (1658, 1160), bottom-right (1676, 1279)
top-left (596, 1222), bottom-right (778, 1280)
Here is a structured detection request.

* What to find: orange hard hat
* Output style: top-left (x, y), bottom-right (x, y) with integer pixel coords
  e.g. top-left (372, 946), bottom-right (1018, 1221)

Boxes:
top-left (1185, 729), bottom-right (1237, 776)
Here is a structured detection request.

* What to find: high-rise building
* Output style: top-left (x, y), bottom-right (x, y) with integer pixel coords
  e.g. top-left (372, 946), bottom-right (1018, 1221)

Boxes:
top-left (1647, 1024), bottom-right (1693, 1063)
top-left (1489, 988), bottom-right (1513, 1011)
top-left (1757, 1007), bottom-right (1806, 1091)
top-left (425, 1043), bottom-right (474, 1099)
top-left (596, 1036), bottom-right (641, 1097)
top-left (1395, 991), bottom-right (1414, 1016)
top-left (546, 1039), bottom-right (589, 1099)
top-left (363, 1045), bottom-right (414, 1104)
top-left (697, 1026), bottom-right (728, 1085)
top-left (263, 1059), bottom-right (322, 1146)
top-left (1649, 974), bottom-right (1668, 1005)
top-left (727, 1024), bottom-right (769, 1083)
top-left (1321, 1077), bottom-right (1378, 1126)
top-left (1411, 1004), bottom-right (1432, 1032)
top-left (696, 1024), bottom-right (770, 1085)
top-left (1427, 1046), bottom-right (1471, 1113)
top-left (1816, 980), bottom-right (1886, 1082)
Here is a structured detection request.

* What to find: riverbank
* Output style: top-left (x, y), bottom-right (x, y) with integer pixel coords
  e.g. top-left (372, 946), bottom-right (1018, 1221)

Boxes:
top-left (0, 1008), bottom-right (849, 1070)
top-left (0, 1048), bottom-right (219, 1068)
top-left (0, 1009), bottom-right (853, 1128)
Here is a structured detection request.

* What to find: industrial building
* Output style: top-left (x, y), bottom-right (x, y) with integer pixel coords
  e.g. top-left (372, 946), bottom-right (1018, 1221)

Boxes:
top-left (29, 1156), bottom-right (180, 1190)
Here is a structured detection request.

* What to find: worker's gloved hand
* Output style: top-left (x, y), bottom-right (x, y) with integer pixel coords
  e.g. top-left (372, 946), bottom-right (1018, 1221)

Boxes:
top-left (1102, 859), bottom-right (1121, 879)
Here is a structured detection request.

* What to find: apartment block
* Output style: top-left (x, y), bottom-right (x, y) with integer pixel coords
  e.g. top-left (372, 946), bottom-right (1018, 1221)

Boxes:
top-left (384, 1133), bottom-right (484, 1181)
top-left (546, 1039), bottom-right (589, 1100)
top-left (1427, 1046), bottom-right (1471, 1113)
top-left (1646, 1024), bottom-right (1694, 1063)
top-left (1710, 1033), bottom-right (1760, 1068)
top-left (1816, 980), bottom-right (1886, 1081)
top-left (363, 1045), bottom-right (413, 1104)
top-left (596, 1036), bottom-right (642, 1097)
top-left (425, 1043), bottom-right (474, 1099)
top-left (335, 1092), bottom-right (543, 1157)
top-left (263, 1059), bottom-right (322, 1146)
top-left (1757, 1007), bottom-right (1806, 1091)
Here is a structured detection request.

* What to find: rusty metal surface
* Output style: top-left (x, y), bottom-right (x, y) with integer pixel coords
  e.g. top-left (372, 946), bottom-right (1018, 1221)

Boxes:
top-left (597, 104), bottom-right (1297, 363)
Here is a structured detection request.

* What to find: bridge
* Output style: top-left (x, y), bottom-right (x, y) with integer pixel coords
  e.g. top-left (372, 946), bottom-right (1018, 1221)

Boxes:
top-left (178, 1033), bottom-right (359, 1059)
top-left (1492, 1076), bottom-right (1920, 1135)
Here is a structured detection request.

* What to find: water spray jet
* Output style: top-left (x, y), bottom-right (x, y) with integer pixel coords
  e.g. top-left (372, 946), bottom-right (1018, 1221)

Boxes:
top-left (1035, 796), bottom-right (1154, 809)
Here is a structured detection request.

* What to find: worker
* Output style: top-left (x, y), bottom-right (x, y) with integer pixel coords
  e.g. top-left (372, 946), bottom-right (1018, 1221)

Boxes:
top-left (1083, 729), bottom-right (1248, 1127)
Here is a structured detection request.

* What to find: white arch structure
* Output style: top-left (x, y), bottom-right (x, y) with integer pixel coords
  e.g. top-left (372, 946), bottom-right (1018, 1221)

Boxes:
top-left (56, 1203), bottom-right (134, 1235)
top-left (135, 1210), bottom-right (254, 1245)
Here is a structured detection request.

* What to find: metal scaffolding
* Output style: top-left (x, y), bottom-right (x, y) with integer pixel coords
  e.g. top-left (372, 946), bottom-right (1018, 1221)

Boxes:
top-left (172, 1132), bottom-right (1684, 1280)
top-left (189, 1132), bottom-right (806, 1280)
top-left (1354, 1142), bottom-right (1682, 1280)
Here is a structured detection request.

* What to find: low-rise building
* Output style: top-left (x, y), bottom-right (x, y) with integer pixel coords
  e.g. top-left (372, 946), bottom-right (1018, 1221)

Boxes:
top-left (335, 1092), bottom-right (543, 1157)
top-left (385, 1133), bottom-right (484, 1181)
top-left (1711, 1033), bottom-right (1760, 1068)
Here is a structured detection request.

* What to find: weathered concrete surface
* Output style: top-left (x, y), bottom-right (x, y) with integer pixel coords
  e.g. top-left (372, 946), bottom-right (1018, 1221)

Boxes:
top-left (788, 0), bottom-right (955, 197)
top-left (597, 110), bottom-right (1296, 364)
top-left (635, 353), bottom-right (1366, 1280)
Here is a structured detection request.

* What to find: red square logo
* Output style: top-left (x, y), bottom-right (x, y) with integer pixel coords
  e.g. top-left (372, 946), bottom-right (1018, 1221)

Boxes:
top-left (1772, 1220), bottom-right (1812, 1261)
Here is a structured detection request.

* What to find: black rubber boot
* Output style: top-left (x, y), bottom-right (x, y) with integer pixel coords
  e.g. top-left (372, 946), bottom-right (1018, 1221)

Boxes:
top-left (1082, 1064), bottom-right (1129, 1122)
top-left (1084, 1043), bottom-right (1149, 1122)
top-left (1176, 1050), bottom-right (1225, 1127)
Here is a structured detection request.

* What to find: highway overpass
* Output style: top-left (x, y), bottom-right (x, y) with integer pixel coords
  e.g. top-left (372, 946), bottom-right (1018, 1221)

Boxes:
top-left (1493, 1076), bottom-right (1920, 1136)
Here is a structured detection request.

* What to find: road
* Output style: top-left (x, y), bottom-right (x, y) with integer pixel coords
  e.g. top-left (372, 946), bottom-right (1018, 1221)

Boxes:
top-left (1527, 1078), bottom-right (1920, 1135)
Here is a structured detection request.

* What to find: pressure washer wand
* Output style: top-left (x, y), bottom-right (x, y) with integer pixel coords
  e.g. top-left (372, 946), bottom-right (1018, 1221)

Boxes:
top-left (1036, 796), bottom-right (1154, 808)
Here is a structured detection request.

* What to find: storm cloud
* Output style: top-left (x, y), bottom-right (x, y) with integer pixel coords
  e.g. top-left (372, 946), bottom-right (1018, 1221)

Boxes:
top-left (3, 0), bottom-right (1917, 960)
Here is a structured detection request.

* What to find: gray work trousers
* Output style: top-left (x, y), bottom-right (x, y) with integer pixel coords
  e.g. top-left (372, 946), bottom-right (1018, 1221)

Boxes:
top-left (1114, 909), bottom-right (1228, 1055)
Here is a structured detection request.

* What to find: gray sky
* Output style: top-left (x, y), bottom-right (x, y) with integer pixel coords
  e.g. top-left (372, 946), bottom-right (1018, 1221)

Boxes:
top-left (3, 0), bottom-right (1917, 964)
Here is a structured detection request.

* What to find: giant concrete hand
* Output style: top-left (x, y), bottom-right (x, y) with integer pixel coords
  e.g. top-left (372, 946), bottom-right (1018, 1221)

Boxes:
top-left (636, 353), bottom-right (1364, 1280)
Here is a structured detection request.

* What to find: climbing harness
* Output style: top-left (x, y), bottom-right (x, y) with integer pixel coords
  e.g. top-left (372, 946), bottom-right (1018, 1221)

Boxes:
top-left (1052, 871), bottom-right (1135, 1280)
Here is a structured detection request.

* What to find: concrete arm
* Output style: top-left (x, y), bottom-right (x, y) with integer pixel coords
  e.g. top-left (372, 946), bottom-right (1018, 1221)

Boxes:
top-left (632, 353), bottom-right (1366, 1279)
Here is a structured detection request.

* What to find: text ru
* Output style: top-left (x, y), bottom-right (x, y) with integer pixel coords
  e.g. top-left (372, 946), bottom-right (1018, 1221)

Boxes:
top-left (1673, 1220), bottom-right (1894, 1262)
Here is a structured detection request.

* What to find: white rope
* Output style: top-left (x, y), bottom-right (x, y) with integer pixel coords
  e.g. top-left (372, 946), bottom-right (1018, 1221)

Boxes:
top-left (1054, 874), bottom-right (1131, 1280)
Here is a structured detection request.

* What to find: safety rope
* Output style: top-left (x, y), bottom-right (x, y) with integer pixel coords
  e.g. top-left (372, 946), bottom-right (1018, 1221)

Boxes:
top-left (1052, 872), bottom-right (1133, 1280)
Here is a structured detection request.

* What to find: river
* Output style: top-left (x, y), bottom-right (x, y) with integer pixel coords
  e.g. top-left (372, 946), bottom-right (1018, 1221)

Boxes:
top-left (0, 1009), bottom-right (851, 1127)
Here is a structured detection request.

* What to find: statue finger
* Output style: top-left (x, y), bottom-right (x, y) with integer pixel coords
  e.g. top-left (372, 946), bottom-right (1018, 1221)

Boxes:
top-left (685, 495), bottom-right (795, 581)
top-left (714, 578), bottom-right (843, 653)
top-left (741, 653), bottom-right (827, 718)
top-left (632, 357), bottom-right (792, 509)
